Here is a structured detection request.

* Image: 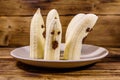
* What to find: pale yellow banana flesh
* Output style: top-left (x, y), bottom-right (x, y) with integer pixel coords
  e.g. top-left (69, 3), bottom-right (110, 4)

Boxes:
top-left (65, 14), bottom-right (85, 41)
top-left (44, 9), bottom-right (62, 60)
top-left (44, 19), bottom-right (62, 60)
top-left (30, 8), bottom-right (98, 60)
top-left (30, 8), bottom-right (45, 59)
top-left (64, 14), bottom-right (98, 60)
top-left (46, 9), bottom-right (59, 28)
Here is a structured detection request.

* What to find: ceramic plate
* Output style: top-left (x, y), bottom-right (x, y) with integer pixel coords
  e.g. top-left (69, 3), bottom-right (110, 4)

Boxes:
top-left (10, 44), bottom-right (108, 68)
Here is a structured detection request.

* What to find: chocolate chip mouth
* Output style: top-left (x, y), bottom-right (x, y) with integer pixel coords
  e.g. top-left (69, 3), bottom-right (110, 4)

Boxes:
top-left (52, 40), bottom-right (58, 49)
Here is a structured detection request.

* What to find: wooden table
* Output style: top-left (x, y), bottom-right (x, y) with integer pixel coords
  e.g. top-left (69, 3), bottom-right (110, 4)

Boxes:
top-left (0, 47), bottom-right (120, 80)
top-left (0, 0), bottom-right (120, 79)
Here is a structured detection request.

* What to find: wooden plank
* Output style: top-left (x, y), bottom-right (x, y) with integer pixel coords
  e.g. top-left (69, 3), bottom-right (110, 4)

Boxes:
top-left (0, 0), bottom-right (120, 16)
top-left (0, 59), bottom-right (120, 70)
top-left (0, 48), bottom-right (13, 58)
top-left (93, 0), bottom-right (120, 15)
top-left (0, 48), bottom-right (120, 79)
top-left (0, 17), bottom-right (31, 46)
top-left (0, 0), bottom-right (93, 16)
top-left (0, 58), bottom-right (120, 75)
top-left (0, 75), bottom-right (120, 80)
top-left (0, 16), bottom-right (68, 46)
top-left (84, 15), bottom-right (120, 47)
top-left (0, 15), bottom-right (120, 47)
top-left (0, 65), bottom-right (120, 76)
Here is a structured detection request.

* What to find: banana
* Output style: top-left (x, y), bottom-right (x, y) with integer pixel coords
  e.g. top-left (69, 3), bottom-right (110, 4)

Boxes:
top-left (30, 8), bottom-right (45, 59)
top-left (46, 9), bottom-right (59, 28)
top-left (65, 14), bottom-right (85, 41)
top-left (64, 14), bottom-right (98, 60)
top-left (44, 10), bottom-right (62, 60)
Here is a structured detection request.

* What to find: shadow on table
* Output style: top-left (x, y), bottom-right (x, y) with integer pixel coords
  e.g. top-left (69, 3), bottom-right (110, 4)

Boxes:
top-left (16, 61), bottom-right (95, 73)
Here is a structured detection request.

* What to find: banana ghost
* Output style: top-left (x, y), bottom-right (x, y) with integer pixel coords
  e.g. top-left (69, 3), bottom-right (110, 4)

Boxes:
top-left (44, 9), bottom-right (62, 60)
top-left (30, 8), bottom-right (98, 61)
top-left (30, 8), bottom-right (45, 59)
top-left (64, 14), bottom-right (98, 60)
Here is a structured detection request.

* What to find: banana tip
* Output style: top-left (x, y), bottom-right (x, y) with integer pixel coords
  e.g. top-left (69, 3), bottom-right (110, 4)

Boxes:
top-left (35, 8), bottom-right (41, 14)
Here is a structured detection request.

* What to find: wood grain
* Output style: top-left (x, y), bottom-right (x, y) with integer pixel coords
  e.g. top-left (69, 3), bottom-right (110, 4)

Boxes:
top-left (0, 0), bottom-right (120, 16)
top-left (0, 0), bottom-right (120, 80)
top-left (0, 0), bottom-right (93, 16)
top-left (0, 15), bottom-right (120, 47)
top-left (0, 75), bottom-right (119, 80)
top-left (84, 15), bottom-right (120, 47)
top-left (0, 47), bottom-right (120, 80)
top-left (0, 0), bottom-right (120, 47)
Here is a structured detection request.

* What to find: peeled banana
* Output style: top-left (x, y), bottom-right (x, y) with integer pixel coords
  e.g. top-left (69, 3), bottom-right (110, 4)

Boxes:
top-left (64, 14), bottom-right (98, 60)
top-left (30, 8), bottom-right (45, 59)
top-left (46, 9), bottom-right (59, 28)
top-left (65, 14), bottom-right (85, 41)
top-left (44, 9), bottom-right (62, 60)
top-left (29, 8), bottom-right (98, 61)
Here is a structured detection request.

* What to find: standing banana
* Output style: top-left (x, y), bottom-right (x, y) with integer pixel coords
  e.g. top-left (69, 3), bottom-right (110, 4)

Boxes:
top-left (44, 9), bottom-right (62, 60)
top-left (64, 14), bottom-right (98, 60)
top-left (46, 9), bottom-right (59, 28)
top-left (30, 8), bottom-right (45, 59)
top-left (65, 14), bottom-right (85, 41)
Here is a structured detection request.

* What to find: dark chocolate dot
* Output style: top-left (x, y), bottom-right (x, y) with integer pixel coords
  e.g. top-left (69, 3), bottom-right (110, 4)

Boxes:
top-left (86, 27), bottom-right (93, 32)
top-left (52, 40), bottom-right (58, 49)
top-left (55, 17), bottom-right (57, 19)
top-left (51, 31), bottom-right (54, 35)
top-left (57, 31), bottom-right (60, 35)
top-left (41, 25), bottom-right (44, 28)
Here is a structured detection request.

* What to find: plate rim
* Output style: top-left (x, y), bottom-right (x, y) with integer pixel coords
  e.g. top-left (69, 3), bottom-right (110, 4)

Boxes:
top-left (10, 44), bottom-right (109, 63)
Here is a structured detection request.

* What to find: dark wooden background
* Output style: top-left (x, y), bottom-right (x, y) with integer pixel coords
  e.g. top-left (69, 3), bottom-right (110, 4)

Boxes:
top-left (0, 0), bottom-right (120, 47)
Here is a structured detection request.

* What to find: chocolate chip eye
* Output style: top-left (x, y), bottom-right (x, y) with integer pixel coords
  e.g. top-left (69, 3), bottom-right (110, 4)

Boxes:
top-left (55, 17), bottom-right (57, 19)
top-left (51, 31), bottom-right (54, 35)
top-left (57, 31), bottom-right (60, 35)
top-left (41, 25), bottom-right (44, 28)
top-left (86, 27), bottom-right (93, 32)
